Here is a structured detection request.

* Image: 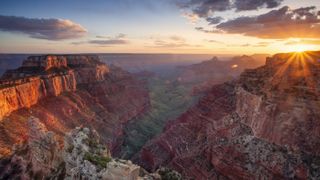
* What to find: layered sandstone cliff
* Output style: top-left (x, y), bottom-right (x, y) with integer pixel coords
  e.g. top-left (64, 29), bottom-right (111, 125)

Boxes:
top-left (0, 55), bottom-right (149, 157)
top-left (135, 51), bottom-right (320, 179)
top-left (0, 55), bottom-right (109, 120)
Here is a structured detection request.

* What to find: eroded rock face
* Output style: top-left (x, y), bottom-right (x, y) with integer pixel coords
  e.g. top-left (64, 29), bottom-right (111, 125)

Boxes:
top-left (0, 117), bottom-right (163, 180)
top-left (63, 126), bottom-right (145, 180)
top-left (0, 55), bottom-right (149, 157)
top-left (0, 72), bottom-right (77, 120)
top-left (238, 52), bottom-right (320, 154)
top-left (0, 55), bottom-right (110, 120)
top-left (0, 117), bottom-right (63, 179)
top-left (135, 51), bottom-right (320, 179)
top-left (22, 55), bottom-right (68, 70)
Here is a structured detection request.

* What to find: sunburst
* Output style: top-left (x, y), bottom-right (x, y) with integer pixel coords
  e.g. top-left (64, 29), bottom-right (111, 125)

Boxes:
top-left (287, 44), bottom-right (316, 53)
top-left (271, 51), bottom-right (317, 96)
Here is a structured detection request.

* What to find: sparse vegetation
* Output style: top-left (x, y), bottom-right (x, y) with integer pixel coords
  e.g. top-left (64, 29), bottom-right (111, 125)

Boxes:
top-left (88, 138), bottom-right (99, 149)
top-left (84, 152), bottom-right (111, 169)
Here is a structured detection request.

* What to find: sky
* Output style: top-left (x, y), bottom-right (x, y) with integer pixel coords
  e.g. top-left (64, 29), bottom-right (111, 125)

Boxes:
top-left (0, 0), bottom-right (320, 54)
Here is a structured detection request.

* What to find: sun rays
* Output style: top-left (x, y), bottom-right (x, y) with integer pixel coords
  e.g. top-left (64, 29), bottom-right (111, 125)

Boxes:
top-left (285, 44), bottom-right (317, 53)
top-left (271, 51), bottom-right (318, 96)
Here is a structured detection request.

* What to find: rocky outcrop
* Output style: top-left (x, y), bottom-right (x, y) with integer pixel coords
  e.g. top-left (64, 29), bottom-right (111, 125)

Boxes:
top-left (0, 55), bottom-right (110, 120)
top-left (135, 51), bottom-right (320, 179)
top-left (0, 117), bottom-right (165, 179)
top-left (0, 72), bottom-right (77, 120)
top-left (0, 55), bottom-right (149, 157)
top-left (0, 117), bottom-right (63, 179)
top-left (237, 52), bottom-right (320, 154)
top-left (63, 126), bottom-right (148, 180)
top-left (22, 55), bottom-right (68, 70)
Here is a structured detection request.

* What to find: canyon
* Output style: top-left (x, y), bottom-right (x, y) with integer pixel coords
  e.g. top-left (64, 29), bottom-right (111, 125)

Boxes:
top-left (135, 51), bottom-right (320, 179)
top-left (116, 54), bottom-right (266, 160)
top-left (0, 55), bottom-right (150, 157)
top-left (0, 52), bottom-right (319, 179)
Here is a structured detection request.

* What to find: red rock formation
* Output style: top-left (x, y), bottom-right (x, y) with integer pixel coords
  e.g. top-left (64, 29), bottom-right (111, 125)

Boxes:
top-left (0, 55), bottom-right (109, 120)
top-left (0, 55), bottom-right (149, 157)
top-left (0, 72), bottom-right (77, 119)
top-left (135, 51), bottom-right (320, 179)
top-left (238, 51), bottom-right (320, 154)
top-left (0, 117), bottom-right (165, 179)
top-left (22, 55), bottom-right (68, 70)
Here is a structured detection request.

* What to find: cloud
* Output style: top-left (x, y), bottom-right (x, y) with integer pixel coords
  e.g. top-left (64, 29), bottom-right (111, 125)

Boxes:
top-left (0, 15), bottom-right (87, 40)
top-left (215, 6), bottom-right (320, 39)
top-left (175, 0), bottom-right (282, 18)
top-left (181, 12), bottom-right (199, 24)
top-left (227, 41), bottom-right (271, 47)
top-left (96, 33), bottom-right (126, 39)
top-left (254, 41), bottom-right (271, 47)
top-left (195, 27), bottom-right (223, 33)
top-left (72, 33), bottom-right (128, 46)
top-left (234, 0), bottom-right (283, 11)
top-left (150, 35), bottom-right (200, 48)
top-left (206, 16), bottom-right (223, 24)
top-left (176, 0), bottom-right (231, 18)
top-left (285, 39), bottom-right (320, 45)
top-left (88, 39), bottom-right (128, 45)
top-left (169, 35), bottom-right (186, 42)
top-left (153, 40), bottom-right (189, 48)
top-left (206, 39), bottom-right (224, 44)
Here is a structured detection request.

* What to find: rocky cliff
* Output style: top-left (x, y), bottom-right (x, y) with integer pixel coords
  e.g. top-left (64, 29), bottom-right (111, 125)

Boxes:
top-left (135, 51), bottom-right (320, 179)
top-left (0, 55), bottom-right (109, 120)
top-left (0, 55), bottom-right (150, 157)
top-left (0, 117), bottom-right (171, 179)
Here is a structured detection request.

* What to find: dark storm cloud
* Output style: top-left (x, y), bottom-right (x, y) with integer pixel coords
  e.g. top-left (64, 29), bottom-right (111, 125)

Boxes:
top-left (176, 0), bottom-right (282, 18)
top-left (0, 15), bottom-right (87, 40)
top-left (206, 16), bottom-right (223, 24)
top-left (216, 6), bottom-right (320, 39)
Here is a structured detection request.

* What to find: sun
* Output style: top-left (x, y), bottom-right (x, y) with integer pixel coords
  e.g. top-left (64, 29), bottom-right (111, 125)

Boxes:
top-left (287, 44), bottom-right (315, 53)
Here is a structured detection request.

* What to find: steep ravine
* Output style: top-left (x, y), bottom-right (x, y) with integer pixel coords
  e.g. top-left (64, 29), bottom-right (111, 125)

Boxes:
top-left (115, 55), bottom-right (266, 160)
top-left (115, 76), bottom-right (200, 159)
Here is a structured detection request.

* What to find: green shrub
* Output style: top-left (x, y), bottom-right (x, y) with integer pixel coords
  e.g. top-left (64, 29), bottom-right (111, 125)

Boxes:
top-left (84, 152), bottom-right (111, 169)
